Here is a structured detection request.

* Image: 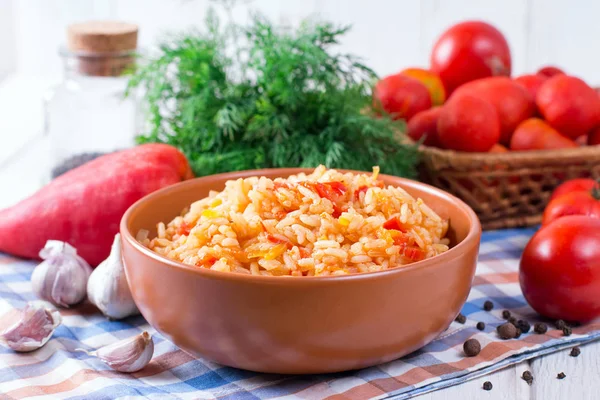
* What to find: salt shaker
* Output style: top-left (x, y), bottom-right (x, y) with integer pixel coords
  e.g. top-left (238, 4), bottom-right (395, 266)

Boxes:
top-left (44, 21), bottom-right (141, 179)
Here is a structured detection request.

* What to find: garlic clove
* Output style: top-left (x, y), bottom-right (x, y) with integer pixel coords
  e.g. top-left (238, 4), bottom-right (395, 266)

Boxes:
top-left (87, 234), bottom-right (140, 320)
top-left (32, 240), bottom-right (92, 308)
top-left (78, 331), bottom-right (154, 373)
top-left (0, 302), bottom-right (62, 352)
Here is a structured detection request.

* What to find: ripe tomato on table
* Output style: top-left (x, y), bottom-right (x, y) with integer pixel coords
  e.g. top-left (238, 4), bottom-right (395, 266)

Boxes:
top-left (542, 182), bottom-right (600, 225)
top-left (520, 216), bottom-right (600, 323)
top-left (549, 178), bottom-right (597, 202)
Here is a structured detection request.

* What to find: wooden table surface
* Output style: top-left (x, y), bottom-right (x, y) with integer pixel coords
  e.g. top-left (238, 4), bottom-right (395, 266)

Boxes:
top-left (1, 74), bottom-right (598, 400)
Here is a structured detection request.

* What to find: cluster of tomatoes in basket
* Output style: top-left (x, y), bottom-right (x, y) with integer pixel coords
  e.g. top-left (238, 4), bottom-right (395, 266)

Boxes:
top-left (520, 178), bottom-right (600, 323)
top-left (373, 20), bottom-right (600, 153)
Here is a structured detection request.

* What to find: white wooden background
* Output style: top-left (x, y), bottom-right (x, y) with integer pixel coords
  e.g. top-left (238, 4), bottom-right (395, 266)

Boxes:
top-left (0, 0), bottom-right (599, 83)
top-left (2, 0), bottom-right (600, 161)
top-left (1, 0), bottom-right (600, 399)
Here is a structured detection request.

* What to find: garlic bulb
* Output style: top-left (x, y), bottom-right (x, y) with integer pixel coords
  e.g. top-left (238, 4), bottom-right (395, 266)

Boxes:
top-left (0, 302), bottom-right (62, 352)
top-left (87, 234), bottom-right (139, 320)
top-left (31, 240), bottom-right (92, 308)
top-left (77, 331), bottom-right (153, 372)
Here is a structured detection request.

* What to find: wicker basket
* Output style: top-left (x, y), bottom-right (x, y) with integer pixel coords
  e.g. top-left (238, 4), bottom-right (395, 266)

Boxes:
top-left (417, 145), bottom-right (600, 230)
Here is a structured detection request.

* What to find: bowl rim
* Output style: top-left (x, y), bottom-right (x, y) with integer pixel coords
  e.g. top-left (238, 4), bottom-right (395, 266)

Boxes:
top-left (120, 168), bottom-right (481, 284)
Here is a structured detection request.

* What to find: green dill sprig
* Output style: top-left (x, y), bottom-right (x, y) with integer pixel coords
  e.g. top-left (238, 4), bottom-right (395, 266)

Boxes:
top-left (127, 8), bottom-right (418, 177)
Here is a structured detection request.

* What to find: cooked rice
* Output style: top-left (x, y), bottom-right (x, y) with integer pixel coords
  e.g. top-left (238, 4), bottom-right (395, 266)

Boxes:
top-left (140, 165), bottom-right (450, 277)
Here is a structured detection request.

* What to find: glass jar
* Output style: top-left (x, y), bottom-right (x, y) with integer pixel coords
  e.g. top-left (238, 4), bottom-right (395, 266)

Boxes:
top-left (43, 47), bottom-right (141, 180)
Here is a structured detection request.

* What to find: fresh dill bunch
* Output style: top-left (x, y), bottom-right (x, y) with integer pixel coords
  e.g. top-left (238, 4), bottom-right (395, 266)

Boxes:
top-left (128, 8), bottom-right (419, 178)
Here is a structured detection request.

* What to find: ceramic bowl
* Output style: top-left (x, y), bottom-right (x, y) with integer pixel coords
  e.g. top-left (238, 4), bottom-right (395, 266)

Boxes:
top-left (120, 168), bottom-right (481, 374)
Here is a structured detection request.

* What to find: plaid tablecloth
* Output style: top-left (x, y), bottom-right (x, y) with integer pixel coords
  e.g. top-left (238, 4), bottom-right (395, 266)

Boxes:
top-left (1, 227), bottom-right (599, 400)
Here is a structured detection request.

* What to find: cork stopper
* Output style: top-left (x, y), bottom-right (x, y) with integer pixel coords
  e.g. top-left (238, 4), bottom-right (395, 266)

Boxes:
top-left (67, 21), bottom-right (138, 54)
top-left (65, 21), bottom-right (138, 77)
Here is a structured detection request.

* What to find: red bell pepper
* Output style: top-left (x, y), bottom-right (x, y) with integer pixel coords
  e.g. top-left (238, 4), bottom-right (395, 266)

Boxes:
top-left (0, 144), bottom-right (193, 266)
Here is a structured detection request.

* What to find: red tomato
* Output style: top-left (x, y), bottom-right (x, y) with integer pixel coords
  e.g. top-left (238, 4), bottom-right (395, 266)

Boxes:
top-left (406, 107), bottom-right (443, 147)
top-left (177, 221), bottom-right (191, 236)
top-left (536, 75), bottom-right (600, 139)
top-left (514, 74), bottom-right (547, 103)
top-left (451, 77), bottom-right (535, 145)
top-left (437, 94), bottom-right (500, 152)
top-left (489, 143), bottom-right (509, 153)
top-left (310, 182), bottom-right (348, 218)
top-left (577, 135), bottom-right (589, 146)
top-left (400, 68), bottom-right (447, 106)
top-left (373, 74), bottom-right (432, 121)
top-left (542, 185), bottom-right (600, 225)
top-left (537, 65), bottom-right (565, 78)
top-left (510, 118), bottom-right (577, 151)
top-left (386, 229), bottom-right (425, 262)
top-left (430, 21), bottom-right (511, 95)
top-left (549, 178), bottom-right (596, 202)
top-left (353, 185), bottom-right (369, 201)
top-left (383, 216), bottom-right (408, 232)
top-left (520, 216), bottom-right (600, 322)
top-left (589, 126), bottom-right (600, 145)
top-left (402, 246), bottom-right (426, 262)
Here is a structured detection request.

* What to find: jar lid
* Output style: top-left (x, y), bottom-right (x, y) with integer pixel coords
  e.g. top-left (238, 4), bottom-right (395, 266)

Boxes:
top-left (67, 21), bottom-right (138, 54)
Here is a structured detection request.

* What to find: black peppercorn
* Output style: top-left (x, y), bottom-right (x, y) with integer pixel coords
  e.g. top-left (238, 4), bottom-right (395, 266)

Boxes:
top-left (476, 321), bottom-right (486, 331)
top-left (455, 313), bottom-right (466, 324)
top-left (522, 370), bottom-right (533, 385)
top-left (555, 320), bottom-right (566, 330)
top-left (570, 347), bottom-right (581, 357)
top-left (497, 323), bottom-right (517, 339)
top-left (502, 310), bottom-right (511, 319)
top-left (557, 372), bottom-right (566, 379)
top-left (483, 300), bottom-right (494, 311)
top-left (562, 326), bottom-right (572, 337)
top-left (517, 320), bottom-right (531, 333)
top-left (482, 381), bottom-right (493, 391)
top-left (534, 323), bottom-right (548, 334)
top-left (463, 339), bottom-right (481, 357)
top-left (514, 328), bottom-right (522, 339)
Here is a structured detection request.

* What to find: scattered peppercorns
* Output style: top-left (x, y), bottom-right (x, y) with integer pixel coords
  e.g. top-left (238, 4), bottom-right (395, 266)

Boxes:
top-left (555, 320), bottom-right (566, 330)
top-left (497, 323), bottom-right (518, 339)
top-left (463, 339), bottom-right (481, 357)
top-left (514, 328), bottom-right (522, 339)
top-left (482, 381), bottom-right (493, 391)
top-left (502, 310), bottom-right (511, 319)
top-left (455, 313), bottom-right (466, 324)
top-left (522, 370), bottom-right (534, 385)
top-left (562, 326), bottom-right (572, 337)
top-left (476, 322), bottom-right (486, 331)
top-left (557, 372), bottom-right (566, 379)
top-left (534, 323), bottom-right (548, 334)
top-left (508, 316), bottom-right (518, 326)
top-left (570, 347), bottom-right (581, 357)
top-left (517, 320), bottom-right (531, 333)
top-left (483, 301), bottom-right (494, 311)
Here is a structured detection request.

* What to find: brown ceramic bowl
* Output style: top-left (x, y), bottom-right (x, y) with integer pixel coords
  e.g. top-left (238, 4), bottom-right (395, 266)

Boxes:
top-left (120, 168), bottom-right (481, 374)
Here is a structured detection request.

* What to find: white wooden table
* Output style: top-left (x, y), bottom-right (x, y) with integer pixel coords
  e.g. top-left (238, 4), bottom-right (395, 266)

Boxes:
top-left (0, 74), bottom-right (598, 400)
